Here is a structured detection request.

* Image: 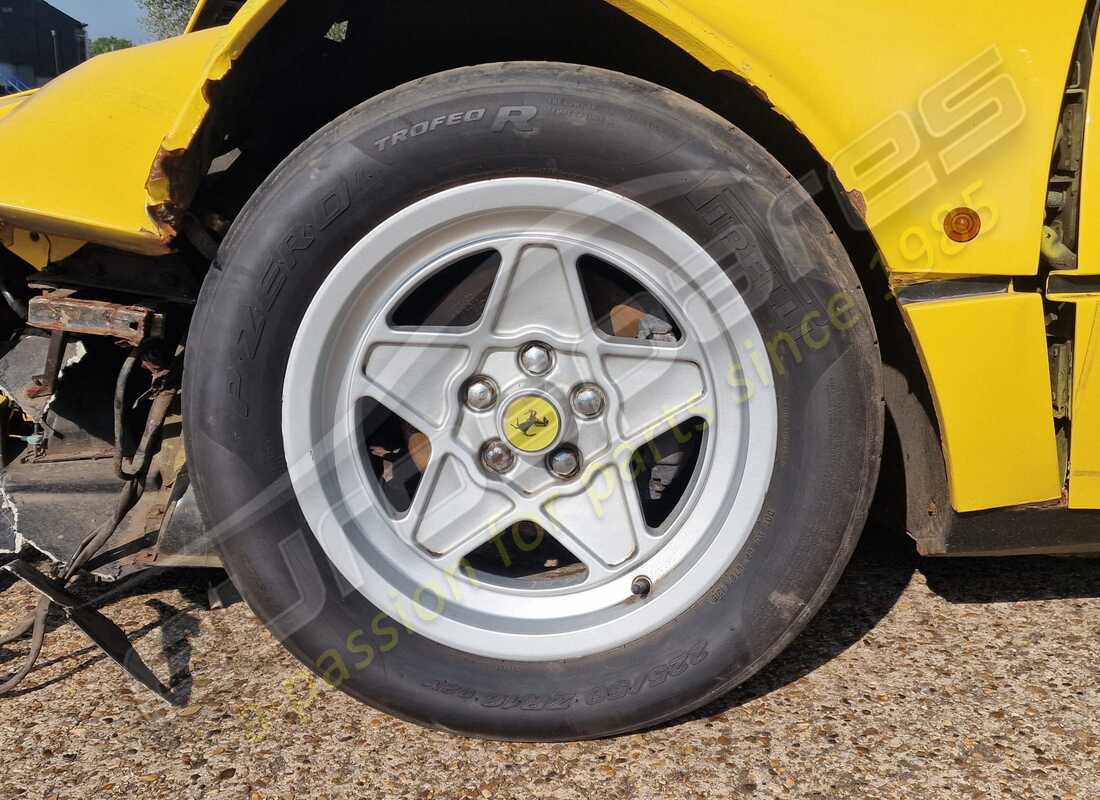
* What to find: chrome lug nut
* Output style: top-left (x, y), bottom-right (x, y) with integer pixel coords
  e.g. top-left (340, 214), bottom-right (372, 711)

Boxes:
top-left (464, 377), bottom-right (498, 411)
top-left (519, 342), bottom-right (554, 376)
top-left (481, 439), bottom-right (516, 474)
top-left (547, 446), bottom-right (581, 480)
top-left (571, 384), bottom-right (606, 418)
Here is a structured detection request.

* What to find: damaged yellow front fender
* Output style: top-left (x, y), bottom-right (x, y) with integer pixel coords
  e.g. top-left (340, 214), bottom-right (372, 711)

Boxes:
top-left (0, 30), bottom-right (223, 256)
top-left (0, 0), bottom-right (284, 260)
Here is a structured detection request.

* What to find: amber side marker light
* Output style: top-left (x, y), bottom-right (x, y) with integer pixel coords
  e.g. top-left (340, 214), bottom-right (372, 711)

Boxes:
top-left (944, 207), bottom-right (982, 243)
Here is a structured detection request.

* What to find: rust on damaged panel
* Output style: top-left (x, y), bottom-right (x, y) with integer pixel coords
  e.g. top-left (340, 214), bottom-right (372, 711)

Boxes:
top-left (27, 294), bottom-right (163, 346)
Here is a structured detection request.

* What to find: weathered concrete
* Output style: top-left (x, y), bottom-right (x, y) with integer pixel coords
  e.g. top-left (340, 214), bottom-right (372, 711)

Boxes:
top-left (0, 530), bottom-right (1097, 799)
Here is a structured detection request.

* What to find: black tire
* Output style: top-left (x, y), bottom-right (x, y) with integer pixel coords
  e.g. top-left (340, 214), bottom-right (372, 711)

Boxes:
top-left (184, 63), bottom-right (883, 741)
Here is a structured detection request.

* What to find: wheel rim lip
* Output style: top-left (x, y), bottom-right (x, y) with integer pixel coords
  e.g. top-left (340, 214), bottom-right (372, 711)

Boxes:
top-left (282, 178), bottom-right (778, 661)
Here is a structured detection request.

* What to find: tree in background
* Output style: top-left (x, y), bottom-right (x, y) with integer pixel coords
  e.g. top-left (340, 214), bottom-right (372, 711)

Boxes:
top-left (90, 37), bottom-right (134, 56)
top-left (136, 0), bottom-right (199, 40)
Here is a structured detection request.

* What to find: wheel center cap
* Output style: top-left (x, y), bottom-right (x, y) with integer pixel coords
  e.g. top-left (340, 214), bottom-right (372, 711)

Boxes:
top-left (502, 393), bottom-right (561, 453)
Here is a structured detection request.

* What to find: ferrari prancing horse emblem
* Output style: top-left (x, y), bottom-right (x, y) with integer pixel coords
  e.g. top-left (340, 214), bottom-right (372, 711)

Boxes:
top-left (502, 395), bottom-right (561, 453)
top-left (513, 410), bottom-right (551, 437)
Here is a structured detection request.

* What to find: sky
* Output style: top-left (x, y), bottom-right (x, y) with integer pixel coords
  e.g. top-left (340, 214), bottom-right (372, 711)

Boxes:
top-left (48, 0), bottom-right (152, 44)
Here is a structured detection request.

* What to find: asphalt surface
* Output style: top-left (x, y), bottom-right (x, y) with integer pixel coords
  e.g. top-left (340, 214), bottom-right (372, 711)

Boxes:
top-left (1, 527), bottom-right (1097, 799)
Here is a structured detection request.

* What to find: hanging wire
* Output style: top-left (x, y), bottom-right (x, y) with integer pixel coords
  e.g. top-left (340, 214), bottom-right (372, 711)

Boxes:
top-left (0, 336), bottom-right (175, 695)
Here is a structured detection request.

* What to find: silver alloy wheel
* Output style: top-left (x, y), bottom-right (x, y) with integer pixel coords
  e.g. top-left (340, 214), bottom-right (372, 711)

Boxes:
top-left (282, 178), bottom-right (778, 662)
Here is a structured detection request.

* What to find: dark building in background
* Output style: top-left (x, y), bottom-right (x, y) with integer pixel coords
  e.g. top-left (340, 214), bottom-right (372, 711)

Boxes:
top-left (0, 0), bottom-right (87, 92)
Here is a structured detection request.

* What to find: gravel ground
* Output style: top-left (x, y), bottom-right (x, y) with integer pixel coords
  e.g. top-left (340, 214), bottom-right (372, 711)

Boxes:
top-left (0, 527), bottom-right (1097, 800)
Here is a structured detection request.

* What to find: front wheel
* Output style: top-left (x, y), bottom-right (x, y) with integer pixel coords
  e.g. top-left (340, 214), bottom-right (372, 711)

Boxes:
top-left (184, 63), bottom-right (883, 740)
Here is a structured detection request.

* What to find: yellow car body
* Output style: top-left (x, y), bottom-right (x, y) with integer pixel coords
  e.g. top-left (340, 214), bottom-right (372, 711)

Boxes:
top-left (0, 0), bottom-right (1095, 526)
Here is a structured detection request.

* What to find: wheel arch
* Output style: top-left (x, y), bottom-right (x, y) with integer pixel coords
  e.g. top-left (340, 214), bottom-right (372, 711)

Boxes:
top-left (185, 0), bottom-right (941, 549)
top-left (164, 0), bottom-right (877, 252)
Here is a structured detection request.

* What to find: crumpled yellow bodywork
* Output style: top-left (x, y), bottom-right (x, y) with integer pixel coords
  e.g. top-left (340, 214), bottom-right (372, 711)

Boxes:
top-left (0, 1), bottom-right (284, 257)
top-left (0, 0), bottom-right (1089, 513)
top-left (0, 30), bottom-right (221, 254)
top-left (0, 0), bottom-right (1082, 273)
